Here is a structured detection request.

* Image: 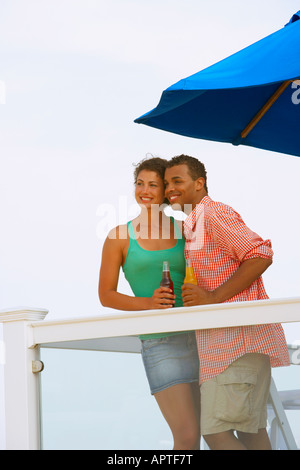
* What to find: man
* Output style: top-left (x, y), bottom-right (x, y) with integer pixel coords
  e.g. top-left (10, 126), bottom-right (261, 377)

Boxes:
top-left (164, 155), bottom-right (290, 450)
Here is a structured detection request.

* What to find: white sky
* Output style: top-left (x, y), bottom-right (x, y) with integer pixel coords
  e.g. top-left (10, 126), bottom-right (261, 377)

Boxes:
top-left (0, 0), bottom-right (299, 344)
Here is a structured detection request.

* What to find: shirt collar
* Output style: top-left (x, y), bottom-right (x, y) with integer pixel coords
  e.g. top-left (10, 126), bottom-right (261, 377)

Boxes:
top-left (184, 195), bottom-right (211, 240)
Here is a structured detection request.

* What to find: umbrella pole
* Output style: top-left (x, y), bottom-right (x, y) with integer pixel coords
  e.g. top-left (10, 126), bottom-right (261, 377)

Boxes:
top-left (240, 80), bottom-right (292, 139)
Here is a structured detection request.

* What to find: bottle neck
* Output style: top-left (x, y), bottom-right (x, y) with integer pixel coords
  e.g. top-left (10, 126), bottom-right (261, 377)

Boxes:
top-left (162, 270), bottom-right (171, 280)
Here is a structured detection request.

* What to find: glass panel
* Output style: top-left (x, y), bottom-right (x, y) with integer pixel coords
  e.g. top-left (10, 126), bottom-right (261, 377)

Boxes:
top-left (40, 348), bottom-right (172, 450)
top-left (271, 365), bottom-right (300, 449)
top-left (40, 347), bottom-right (300, 449)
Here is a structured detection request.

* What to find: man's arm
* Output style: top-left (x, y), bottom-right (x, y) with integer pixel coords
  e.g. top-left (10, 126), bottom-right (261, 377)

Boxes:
top-left (181, 257), bottom-right (272, 306)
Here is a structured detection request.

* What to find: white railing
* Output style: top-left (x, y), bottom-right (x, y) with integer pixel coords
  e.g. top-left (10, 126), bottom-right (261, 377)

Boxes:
top-left (0, 297), bottom-right (300, 450)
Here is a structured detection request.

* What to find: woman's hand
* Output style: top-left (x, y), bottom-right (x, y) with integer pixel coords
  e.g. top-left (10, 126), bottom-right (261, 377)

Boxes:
top-left (147, 287), bottom-right (176, 309)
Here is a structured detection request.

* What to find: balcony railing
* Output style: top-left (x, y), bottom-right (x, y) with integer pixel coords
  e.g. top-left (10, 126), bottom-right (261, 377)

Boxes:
top-left (0, 297), bottom-right (300, 450)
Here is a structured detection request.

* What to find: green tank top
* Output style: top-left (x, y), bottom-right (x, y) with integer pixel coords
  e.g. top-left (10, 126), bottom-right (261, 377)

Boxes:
top-left (122, 217), bottom-right (186, 340)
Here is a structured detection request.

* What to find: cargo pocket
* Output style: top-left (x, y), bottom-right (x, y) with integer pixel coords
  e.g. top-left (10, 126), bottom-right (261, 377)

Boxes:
top-left (215, 367), bottom-right (257, 423)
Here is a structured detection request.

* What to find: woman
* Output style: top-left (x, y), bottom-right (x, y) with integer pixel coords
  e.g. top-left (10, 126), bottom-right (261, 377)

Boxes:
top-left (98, 157), bottom-right (200, 450)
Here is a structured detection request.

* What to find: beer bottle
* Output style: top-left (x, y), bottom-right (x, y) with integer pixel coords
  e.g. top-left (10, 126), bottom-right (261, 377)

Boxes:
top-left (160, 261), bottom-right (174, 306)
top-left (184, 258), bottom-right (197, 285)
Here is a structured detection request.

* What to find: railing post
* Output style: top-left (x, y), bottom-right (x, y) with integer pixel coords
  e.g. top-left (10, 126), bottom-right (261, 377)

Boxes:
top-left (0, 308), bottom-right (48, 450)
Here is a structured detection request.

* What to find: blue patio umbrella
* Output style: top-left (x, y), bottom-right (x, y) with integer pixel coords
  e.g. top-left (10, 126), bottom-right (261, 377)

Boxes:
top-left (134, 12), bottom-right (300, 158)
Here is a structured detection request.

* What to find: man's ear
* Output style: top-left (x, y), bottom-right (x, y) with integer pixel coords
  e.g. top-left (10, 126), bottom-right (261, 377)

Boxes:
top-left (195, 177), bottom-right (205, 191)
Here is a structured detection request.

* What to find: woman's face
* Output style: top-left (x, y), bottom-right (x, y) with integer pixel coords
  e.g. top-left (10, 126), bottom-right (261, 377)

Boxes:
top-left (135, 170), bottom-right (165, 208)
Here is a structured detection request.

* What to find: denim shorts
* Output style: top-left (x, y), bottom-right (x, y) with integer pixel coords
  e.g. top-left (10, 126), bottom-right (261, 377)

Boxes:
top-left (141, 332), bottom-right (200, 395)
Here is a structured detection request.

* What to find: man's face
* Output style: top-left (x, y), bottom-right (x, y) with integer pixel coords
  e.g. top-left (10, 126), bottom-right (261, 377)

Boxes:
top-left (164, 164), bottom-right (202, 213)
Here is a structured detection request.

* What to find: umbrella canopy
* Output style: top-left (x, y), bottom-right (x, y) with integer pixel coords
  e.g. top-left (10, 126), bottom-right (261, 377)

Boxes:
top-left (135, 12), bottom-right (300, 157)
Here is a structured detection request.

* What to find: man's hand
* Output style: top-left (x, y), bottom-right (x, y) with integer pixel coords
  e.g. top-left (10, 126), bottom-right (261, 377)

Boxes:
top-left (181, 283), bottom-right (215, 306)
top-left (181, 258), bottom-right (272, 307)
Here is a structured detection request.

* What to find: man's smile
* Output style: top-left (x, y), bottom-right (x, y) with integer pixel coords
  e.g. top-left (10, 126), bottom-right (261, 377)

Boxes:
top-left (168, 193), bottom-right (181, 203)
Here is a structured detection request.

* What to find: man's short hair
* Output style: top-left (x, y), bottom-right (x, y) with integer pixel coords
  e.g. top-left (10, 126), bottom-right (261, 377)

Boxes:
top-left (166, 155), bottom-right (208, 192)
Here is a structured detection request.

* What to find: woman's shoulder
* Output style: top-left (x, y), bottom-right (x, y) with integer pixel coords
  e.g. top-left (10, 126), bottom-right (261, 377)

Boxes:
top-left (106, 224), bottom-right (129, 243)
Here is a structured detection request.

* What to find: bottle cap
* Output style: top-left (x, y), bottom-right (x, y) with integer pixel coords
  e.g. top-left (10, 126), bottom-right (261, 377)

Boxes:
top-left (163, 261), bottom-right (169, 271)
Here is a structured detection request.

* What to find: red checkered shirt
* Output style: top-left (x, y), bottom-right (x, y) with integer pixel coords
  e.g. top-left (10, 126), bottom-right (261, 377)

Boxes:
top-left (184, 196), bottom-right (290, 383)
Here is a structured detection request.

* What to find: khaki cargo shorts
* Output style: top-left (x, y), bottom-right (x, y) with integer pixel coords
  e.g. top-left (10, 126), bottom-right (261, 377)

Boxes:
top-left (200, 353), bottom-right (271, 435)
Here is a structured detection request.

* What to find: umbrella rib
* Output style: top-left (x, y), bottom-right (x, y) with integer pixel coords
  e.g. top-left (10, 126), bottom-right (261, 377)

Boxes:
top-left (240, 80), bottom-right (292, 139)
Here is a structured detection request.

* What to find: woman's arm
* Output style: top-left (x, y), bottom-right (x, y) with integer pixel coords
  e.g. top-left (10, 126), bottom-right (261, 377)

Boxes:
top-left (98, 228), bottom-right (175, 311)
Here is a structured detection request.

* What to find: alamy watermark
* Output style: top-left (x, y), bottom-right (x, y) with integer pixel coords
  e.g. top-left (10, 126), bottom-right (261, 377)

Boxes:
top-left (96, 198), bottom-right (187, 240)
top-left (289, 340), bottom-right (300, 365)
top-left (96, 197), bottom-right (207, 251)
top-left (291, 80), bottom-right (300, 105)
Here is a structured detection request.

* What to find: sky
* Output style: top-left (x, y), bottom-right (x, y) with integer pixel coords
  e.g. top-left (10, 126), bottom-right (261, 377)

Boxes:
top-left (0, 0), bottom-right (300, 449)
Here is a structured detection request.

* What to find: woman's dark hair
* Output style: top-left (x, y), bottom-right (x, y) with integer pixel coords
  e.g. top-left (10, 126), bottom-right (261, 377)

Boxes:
top-left (166, 154), bottom-right (208, 192)
top-left (133, 156), bottom-right (169, 205)
top-left (133, 156), bottom-right (168, 184)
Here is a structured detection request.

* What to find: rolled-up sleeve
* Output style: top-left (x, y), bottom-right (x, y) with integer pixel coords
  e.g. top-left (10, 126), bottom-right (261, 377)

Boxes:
top-left (209, 206), bottom-right (274, 263)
